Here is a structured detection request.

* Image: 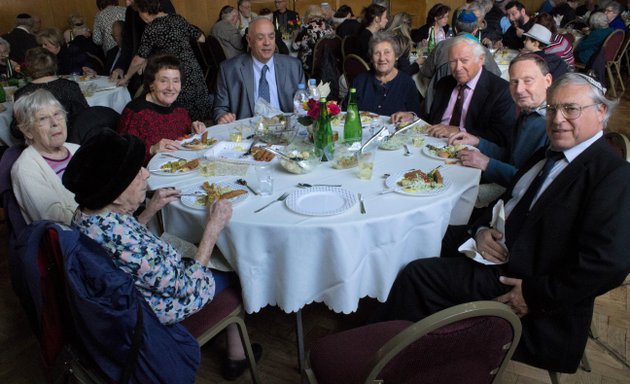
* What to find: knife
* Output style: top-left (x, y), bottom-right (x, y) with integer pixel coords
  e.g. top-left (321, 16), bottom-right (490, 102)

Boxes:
top-left (358, 193), bottom-right (366, 214)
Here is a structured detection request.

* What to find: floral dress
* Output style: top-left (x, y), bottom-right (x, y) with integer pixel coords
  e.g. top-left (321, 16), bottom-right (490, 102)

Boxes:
top-left (292, 18), bottom-right (334, 76)
top-left (138, 14), bottom-right (210, 121)
top-left (73, 210), bottom-right (216, 325)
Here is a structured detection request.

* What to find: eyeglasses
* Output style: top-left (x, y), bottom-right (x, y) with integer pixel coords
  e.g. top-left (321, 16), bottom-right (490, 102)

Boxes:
top-left (545, 103), bottom-right (600, 120)
top-left (36, 111), bottom-right (65, 127)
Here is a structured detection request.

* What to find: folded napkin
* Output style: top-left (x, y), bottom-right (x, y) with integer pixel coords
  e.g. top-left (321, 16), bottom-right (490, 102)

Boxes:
top-left (254, 97), bottom-right (284, 118)
top-left (316, 81), bottom-right (331, 98)
top-left (458, 200), bottom-right (508, 265)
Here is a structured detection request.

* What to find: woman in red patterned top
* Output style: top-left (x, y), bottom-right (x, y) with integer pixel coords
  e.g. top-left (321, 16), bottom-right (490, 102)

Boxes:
top-left (118, 54), bottom-right (205, 164)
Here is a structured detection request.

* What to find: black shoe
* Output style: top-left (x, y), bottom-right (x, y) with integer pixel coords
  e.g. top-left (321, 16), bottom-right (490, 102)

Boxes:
top-left (222, 343), bottom-right (263, 381)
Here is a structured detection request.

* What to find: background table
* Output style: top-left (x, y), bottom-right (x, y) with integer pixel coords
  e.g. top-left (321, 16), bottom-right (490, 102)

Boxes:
top-left (148, 119), bottom-right (481, 315)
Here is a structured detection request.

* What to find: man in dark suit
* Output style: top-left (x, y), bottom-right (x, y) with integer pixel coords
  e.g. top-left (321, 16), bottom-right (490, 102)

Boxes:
top-left (381, 72), bottom-right (630, 373)
top-left (212, 17), bottom-right (305, 123)
top-left (272, 0), bottom-right (300, 33)
top-left (497, 0), bottom-right (534, 50)
top-left (423, 36), bottom-right (515, 148)
top-left (2, 14), bottom-right (38, 65)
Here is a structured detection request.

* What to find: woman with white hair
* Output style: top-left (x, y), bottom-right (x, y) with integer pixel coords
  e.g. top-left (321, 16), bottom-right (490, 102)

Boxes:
top-left (0, 37), bottom-right (20, 79)
top-left (292, 4), bottom-right (334, 75)
top-left (574, 11), bottom-right (613, 64)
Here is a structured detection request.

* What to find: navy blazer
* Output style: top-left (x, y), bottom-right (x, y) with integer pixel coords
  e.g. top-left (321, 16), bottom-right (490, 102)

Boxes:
top-left (473, 137), bottom-right (630, 372)
top-left (426, 68), bottom-right (516, 148)
top-left (212, 53), bottom-right (305, 121)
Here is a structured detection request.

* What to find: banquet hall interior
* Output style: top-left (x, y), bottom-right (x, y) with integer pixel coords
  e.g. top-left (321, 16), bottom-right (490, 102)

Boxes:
top-left (2, 0), bottom-right (630, 382)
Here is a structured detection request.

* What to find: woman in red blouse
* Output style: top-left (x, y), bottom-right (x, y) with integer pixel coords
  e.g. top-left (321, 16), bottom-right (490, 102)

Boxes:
top-left (118, 54), bottom-right (205, 164)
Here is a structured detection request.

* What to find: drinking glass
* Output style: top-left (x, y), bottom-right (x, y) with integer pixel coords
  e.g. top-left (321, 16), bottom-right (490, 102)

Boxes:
top-left (255, 164), bottom-right (274, 195)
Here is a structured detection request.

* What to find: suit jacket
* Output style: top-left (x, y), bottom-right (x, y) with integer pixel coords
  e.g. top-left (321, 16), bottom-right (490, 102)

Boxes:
top-left (2, 28), bottom-right (38, 64)
top-left (210, 19), bottom-right (244, 59)
top-left (105, 46), bottom-right (121, 75)
top-left (473, 137), bottom-right (630, 372)
top-left (212, 53), bottom-right (305, 121)
top-left (426, 68), bottom-right (515, 147)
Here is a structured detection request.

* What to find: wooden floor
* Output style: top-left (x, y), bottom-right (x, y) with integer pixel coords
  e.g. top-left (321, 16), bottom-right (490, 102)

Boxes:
top-left (2, 78), bottom-right (630, 383)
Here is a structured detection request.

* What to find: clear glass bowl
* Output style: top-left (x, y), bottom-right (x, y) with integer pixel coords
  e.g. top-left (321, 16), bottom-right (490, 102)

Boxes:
top-left (252, 114), bottom-right (298, 145)
top-left (279, 143), bottom-right (322, 174)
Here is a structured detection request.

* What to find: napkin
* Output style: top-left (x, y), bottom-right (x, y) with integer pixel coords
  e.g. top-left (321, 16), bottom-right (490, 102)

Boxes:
top-left (316, 81), bottom-right (331, 98)
top-left (457, 200), bottom-right (508, 265)
top-left (254, 97), bottom-right (283, 118)
top-left (554, 14), bottom-right (564, 27)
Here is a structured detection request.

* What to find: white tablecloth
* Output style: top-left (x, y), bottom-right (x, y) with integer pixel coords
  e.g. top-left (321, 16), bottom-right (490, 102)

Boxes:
top-left (147, 119), bottom-right (481, 314)
top-left (0, 77), bottom-right (131, 146)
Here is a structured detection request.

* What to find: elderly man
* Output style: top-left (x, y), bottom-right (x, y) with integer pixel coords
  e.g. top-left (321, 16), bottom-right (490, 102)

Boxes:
top-left (449, 54), bottom-right (551, 187)
top-left (211, 6), bottom-right (245, 59)
top-left (273, 0), bottom-right (300, 33)
top-left (497, 1), bottom-right (534, 49)
top-left (212, 17), bottom-right (304, 124)
top-left (397, 36), bottom-right (514, 147)
top-left (604, 1), bottom-right (628, 32)
top-left (2, 14), bottom-right (38, 64)
top-left (237, 0), bottom-right (258, 35)
top-left (382, 72), bottom-right (630, 373)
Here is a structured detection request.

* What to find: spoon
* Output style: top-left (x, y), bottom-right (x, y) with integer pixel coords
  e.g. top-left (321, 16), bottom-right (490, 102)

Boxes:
top-left (236, 179), bottom-right (259, 195)
top-left (296, 183), bottom-right (342, 188)
top-left (403, 144), bottom-right (412, 157)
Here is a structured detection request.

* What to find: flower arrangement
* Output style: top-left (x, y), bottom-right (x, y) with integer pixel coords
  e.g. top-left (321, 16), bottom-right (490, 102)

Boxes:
top-left (298, 99), bottom-right (341, 126)
top-left (287, 19), bottom-right (302, 33)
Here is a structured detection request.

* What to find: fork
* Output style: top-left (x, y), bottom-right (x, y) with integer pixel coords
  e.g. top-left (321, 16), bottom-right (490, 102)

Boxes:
top-left (254, 192), bottom-right (289, 213)
top-left (160, 153), bottom-right (188, 161)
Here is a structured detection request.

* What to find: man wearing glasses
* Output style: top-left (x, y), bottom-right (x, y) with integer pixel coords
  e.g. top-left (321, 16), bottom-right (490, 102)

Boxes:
top-left (381, 72), bottom-right (630, 374)
top-left (272, 0), bottom-right (300, 33)
top-left (603, 1), bottom-right (628, 33)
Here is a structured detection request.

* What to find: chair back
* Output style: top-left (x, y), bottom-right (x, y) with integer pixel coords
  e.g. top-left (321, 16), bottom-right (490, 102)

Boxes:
top-left (604, 131), bottom-right (630, 162)
top-left (614, 32), bottom-right (630, 64)
top-left (343, 54), bottom-right (370, 89)
top-left (342, 34), bottom-right (358, 57)
top-left (366, 301), bottom-right (521, 384)
top-left (69, 106), bottom-right (120, 145)
top-left (86, 52), bottom-right (105, 75)
top-left (602, 29), bottom-right (625, 62)
top-left (312, 35), bottom-right (342, 77)
top-left (206, 35), bottom-right (228, 65)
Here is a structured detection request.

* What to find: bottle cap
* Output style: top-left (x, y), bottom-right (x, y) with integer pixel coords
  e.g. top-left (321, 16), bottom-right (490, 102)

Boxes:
top-left (350, 87), bottom-right (356, 92)
top-left (298, 83), bottom-right (305, 89)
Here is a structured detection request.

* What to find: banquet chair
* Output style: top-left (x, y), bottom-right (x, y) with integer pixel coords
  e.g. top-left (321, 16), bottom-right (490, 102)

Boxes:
top-left (343, 54), bottom-right (370, 89)
top-left (180, 286), bottom-right (261, 384)
top-left (608, 32), bottom-right (630, 94)
top-left (575, 30), bottom-right (624, 93)
top-left (604, 131), bottom-right (630, 162)
top-left (311, 36), bottom-right (342, 100)
top-left (305, 301), bottom-right (521, 384)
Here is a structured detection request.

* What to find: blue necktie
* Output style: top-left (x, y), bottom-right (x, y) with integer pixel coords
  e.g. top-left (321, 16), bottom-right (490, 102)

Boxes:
top-left (259, 65), bottom-right (270, 103)
top-left (505, 150), bottom-right (564, 249)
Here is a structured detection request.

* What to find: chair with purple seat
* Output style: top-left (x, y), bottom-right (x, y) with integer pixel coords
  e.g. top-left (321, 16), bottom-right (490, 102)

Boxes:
top-left (343, 54), bottom-right (370, 90)
top-left (180, 286), bottom-right (261, 383)
top-left (305, 301), bottom-right (521, 384)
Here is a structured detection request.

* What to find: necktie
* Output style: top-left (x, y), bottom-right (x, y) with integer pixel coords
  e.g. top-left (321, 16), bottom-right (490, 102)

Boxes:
top-left (259, 64), bottom-right (270, 103)
top-left (504, 150), bottom-right (565, 249)
top-left (448, 84), bottom-right (467, 127)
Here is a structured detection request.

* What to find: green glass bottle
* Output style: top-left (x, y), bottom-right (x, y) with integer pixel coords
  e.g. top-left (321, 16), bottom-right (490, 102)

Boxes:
top-left (0, 86), bottom-right (5, 103)
top-left (427, 26), bottom-right (436, 55)
top-left (314, 97), bottom-right (333, 161)
top-left (344, 88), bottom-right (362, 143)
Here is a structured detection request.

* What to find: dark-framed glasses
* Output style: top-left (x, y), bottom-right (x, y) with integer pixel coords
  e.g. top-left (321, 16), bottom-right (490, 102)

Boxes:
top-left (545, 103), bottom-right (601, 120)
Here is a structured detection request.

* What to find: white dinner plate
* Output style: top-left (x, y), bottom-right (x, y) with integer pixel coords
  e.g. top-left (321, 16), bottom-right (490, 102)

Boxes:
top-left (421, 144), bottom-right (476, 161)
top-left (204, 141), bottom-right (282, 165)
top-left (178, 133), bottom-right (218, 151)
top-left (385, 170), bottom-right (451, 196)
top-left (285, 186), bottom-right (357, 216)
top-left (180, 181), bottom-right (248, 210)
top-left (149, 159), bottom-right (199, 176)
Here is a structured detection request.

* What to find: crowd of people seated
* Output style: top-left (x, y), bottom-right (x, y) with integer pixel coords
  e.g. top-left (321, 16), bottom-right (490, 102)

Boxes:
top-left (2, 0), bottom-right (630, 381)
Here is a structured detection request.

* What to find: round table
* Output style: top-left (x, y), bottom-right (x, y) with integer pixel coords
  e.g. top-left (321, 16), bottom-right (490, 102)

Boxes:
top-left (147, 118), bottom-right (481, 315)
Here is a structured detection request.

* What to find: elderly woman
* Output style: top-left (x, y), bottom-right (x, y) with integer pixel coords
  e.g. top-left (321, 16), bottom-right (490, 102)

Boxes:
top-left (62, 130), bottom-right (261, 380)
top-left (119, 0), bottom-right (210, 120)
top-left (351, 31), bottom-right (421, 117)
top-left (411, 3), bottom-right (451, 43)
top-left (574, 11), bottom-right (613, 64)
top-left (237, 0), bottom-right (258, 36)
top-left (210, 6), bottom-right (245, 59)
top-left (292, 5), bottom-right (334, 76)
top-left (37, 28), bottom-right (97, 76)
top-left (10, 89), bottom-right (79, 224)
top-left (11, 47), bottom-right (89, 140)
top-left (118, 54), bottom-right (205, 164)
top-left (0, 37), bottom-right (21, 79)
top-left (356, 4), bottom-right (389, 62)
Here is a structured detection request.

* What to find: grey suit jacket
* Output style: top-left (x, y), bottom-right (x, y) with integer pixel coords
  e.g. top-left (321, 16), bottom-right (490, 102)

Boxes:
top-left (212, 53), bottom-right (305, 121)
top-left (210, 20), bottom-right (244, 59)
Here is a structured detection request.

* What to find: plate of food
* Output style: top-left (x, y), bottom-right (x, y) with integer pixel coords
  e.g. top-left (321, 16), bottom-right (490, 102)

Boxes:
top-left (180, 181), bottom-right (249, 209)
top-left (359, 111), bottom-right (380, 124)
top-left (205, 141), bottom-right (281, 165)
top-left (385, 168), bottom-right (450, 196)
top-left (285, 186), bottom-right (356, 216)
top-left (179, 131), bottom-right (218, 151)
top-left (422, 143), bottom-right (475, 160)
top-left (150, 158), bottom-right (200, 176)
